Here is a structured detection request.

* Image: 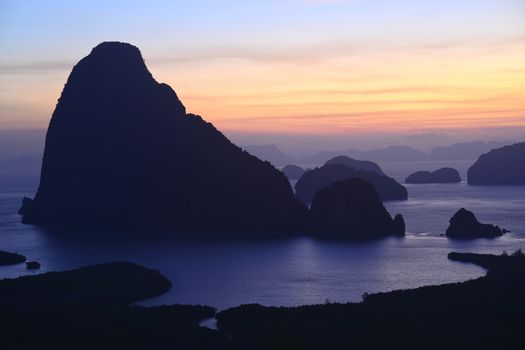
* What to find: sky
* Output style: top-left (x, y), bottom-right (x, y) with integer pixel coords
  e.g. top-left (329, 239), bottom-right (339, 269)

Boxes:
top-left (1, 0), bottom-right (525, 152)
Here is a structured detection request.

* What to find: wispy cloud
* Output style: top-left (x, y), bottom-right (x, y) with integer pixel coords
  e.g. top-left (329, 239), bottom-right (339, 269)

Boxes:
top-left (1, 36), bottom-right (523, 74)
top-left (0, 61), bottom-right (73, 75)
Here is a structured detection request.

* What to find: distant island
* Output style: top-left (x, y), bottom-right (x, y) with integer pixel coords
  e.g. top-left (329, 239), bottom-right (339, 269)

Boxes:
top-left (295, 163), bottom-right (407, 203)
top-left (26, 261), bottom-right (41, 270)
top-left (241, 141), bottom-right (513, 168)
top-left (468, 142), bottom-right (525, 185)
top-left (18, 42), bottom-right (307, 235)
top-left (405, 167), bottom-right (461, 184)
top-left (445, 208), bottom-right (504, 238)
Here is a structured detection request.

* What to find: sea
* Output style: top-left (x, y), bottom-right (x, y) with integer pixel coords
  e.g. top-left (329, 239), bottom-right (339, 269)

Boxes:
top-left (1, 160), bottom-right (524, 309)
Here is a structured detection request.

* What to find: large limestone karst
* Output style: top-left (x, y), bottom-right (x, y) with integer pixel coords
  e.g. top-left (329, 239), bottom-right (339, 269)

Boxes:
top-left (19, 42), bottom-right (307, 234)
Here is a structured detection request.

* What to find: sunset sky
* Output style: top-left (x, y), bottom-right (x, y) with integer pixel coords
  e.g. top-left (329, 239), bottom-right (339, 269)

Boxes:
top-left (1, 0), bottom-right (524, 151)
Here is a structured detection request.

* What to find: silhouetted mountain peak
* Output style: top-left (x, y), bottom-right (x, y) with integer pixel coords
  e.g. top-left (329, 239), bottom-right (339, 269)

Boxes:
top-left (92, 41), bottom-right (140, 54)
top-left (77, 42), bottom-right (152, 81)
top-left (60, 41), bottom-right (185, 118)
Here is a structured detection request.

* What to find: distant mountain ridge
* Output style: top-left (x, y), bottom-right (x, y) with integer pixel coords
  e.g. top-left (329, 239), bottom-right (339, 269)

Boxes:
top-left (297, 145), bottom-right (428, 165)
top-left (430, 140), bottom-right (513, 161)
top-left (242, 145), bottom-right (294, 166)
top-left (243, 141), bottom-right (514, 167)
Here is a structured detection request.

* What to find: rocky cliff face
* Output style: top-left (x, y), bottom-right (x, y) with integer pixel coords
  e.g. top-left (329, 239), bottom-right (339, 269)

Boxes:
top-left (20, 42), bottom-right (307, 234)
top-left (468, 142), bottom-right (525, 185)
top-left (308, 178), bottom-right (405, 239)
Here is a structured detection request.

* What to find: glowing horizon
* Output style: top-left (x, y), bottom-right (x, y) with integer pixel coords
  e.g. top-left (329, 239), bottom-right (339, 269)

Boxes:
top-left (1, 0), bottom-right (524, 143)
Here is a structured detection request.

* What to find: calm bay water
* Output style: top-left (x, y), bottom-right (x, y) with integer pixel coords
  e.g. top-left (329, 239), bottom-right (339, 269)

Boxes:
top-left (1, 162), bottom-right (524, 309)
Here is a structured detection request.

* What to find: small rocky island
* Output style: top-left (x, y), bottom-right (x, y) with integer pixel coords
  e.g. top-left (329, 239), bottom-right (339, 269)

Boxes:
top-left (308, 178), bottom-right (405, 239)
top-left (405, 167), bottom-right (461, 184)
top-left (26, 261), bottom-right (41, 270)
top-left (324, 156), bottom-right (385, 175)
top-left (445, 208), bottom-right (504, 238)
top-left (0, 251), bottom-right (27, 266)
top-left (281, 164), bottom-right (305, 180)
top-left (468, 142), bottom-right (525, 185)
top-left (295, 164), bottom-right (407, 203)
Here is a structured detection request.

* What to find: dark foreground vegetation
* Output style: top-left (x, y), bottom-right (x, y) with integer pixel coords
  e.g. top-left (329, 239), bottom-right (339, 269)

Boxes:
top-left (2, 252), bottom-right (524, 349)
top-left (217, 250), bottom-right (525, 350)
top-left (0, 251), bottom-right (26, 266)
top-left (0, 262), bottom-right (232, 350)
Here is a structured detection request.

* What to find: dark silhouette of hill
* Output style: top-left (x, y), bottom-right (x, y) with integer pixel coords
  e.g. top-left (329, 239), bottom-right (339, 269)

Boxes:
top-left (26, 261), bottom-right (41, 269)
top-left (281, 164), bottom-right (305, 180)
top-left (308, 178), bottom-right (405, 239)
top-left (325, 156), bottom-right (384, 175)
top-left (0, 262), bottom-right (232, 349)
top-left (445, 208), bottom-right (503, 238)
top-left (18, 42), bottom-right (306, 234)
top-left (0, 251), bottom-right (26, 266)
top-left (468, 142), bottom-right (525, 185)
top-left (3, 252), bottom-right (525, 349)
top-left (217, 250), bottom-right (525, 350)
top-left (295, 164), bottom-right (407, 203)
top-left (405, 167), bottom-right (461, 184)
top-left (430, 140), bottom-right (513, 160)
